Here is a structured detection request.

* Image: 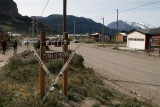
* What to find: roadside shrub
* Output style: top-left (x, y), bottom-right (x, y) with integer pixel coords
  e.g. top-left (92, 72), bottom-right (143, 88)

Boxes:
top-left (34, 40), bottom-right (40, 49)
top-left (117, 98), bottom-right (152, 107)
top-left (68, 92), bottom-right (84, 102)
top-left (0, 83), bottom-right (14, 107)
top-left (3, 57), bottom-right (39, 83)
top-left (70, 54), bottom-right (84, 68)
top-left (5, 58), bottom-right (26, 70)
top-left (5, 66), bottom-right (39, 83)
top-left (46, 59), bottom-right (63, 74)
top-left (34, 40), bottom-right (49, 50)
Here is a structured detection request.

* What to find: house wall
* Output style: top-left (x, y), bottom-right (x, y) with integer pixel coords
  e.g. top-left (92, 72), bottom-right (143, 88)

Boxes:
top-left (98, 34), bottom-right (111, 42)
top-left (116, 34), bottom-right (124, 42)
top-left (127, 31), bottom-right (146, 50)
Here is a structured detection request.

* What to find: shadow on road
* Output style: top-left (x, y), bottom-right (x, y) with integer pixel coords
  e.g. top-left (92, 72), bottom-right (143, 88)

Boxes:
top-left (101, 76), bottom-right (160, 87)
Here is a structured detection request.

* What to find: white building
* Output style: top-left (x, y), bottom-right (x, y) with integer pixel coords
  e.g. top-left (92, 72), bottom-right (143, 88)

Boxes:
top-left (127, 28), bottom-right (160, 50)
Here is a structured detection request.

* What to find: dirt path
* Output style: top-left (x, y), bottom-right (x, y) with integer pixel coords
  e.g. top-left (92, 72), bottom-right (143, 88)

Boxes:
top-left (50, 42), bottom-right (160, 106)
top-left (0, 40), bottom-right (27, 68)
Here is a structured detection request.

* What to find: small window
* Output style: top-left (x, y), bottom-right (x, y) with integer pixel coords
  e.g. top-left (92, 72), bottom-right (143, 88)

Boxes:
top-left (128, 38), bottom-right (134, 41)
top-left (137, 39), bottom-right (144, 41)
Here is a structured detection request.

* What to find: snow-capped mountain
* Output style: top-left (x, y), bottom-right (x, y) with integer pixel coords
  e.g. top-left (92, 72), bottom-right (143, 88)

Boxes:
top-left (107, 20), bottom-right (154, 31)
top-left (124, 21), bottom-right (154, 29)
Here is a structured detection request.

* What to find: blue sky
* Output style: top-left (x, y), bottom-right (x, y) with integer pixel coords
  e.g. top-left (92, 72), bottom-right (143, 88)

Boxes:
top-left (14, 0), bottom-right (160, 27)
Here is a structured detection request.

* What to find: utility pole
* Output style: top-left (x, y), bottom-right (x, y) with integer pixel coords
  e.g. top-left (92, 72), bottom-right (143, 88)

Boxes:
top-left (116, 9), bottom-right (119, 48)
top-left (63, 0), bottom-right (68, 97)
top-left (74, 20), bottom-right (75, 39)
top-left (102, 17), bottom-right (104, 47)
top-left (58, 24), bottom-right (59, 35)
top-left (0, 31), bottom-right (1, 47)
top-left (36, 23), bottom-right (39, 36)
top-left (32, 17), bottom-right (35, 37)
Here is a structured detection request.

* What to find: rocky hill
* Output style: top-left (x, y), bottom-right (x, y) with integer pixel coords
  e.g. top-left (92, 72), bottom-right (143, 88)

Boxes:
top-left (0, 0), bottom-right (19, 16)
top-left (37, 14), bottom-right (117, 36)
top-left (0, 0), bottom-right (55, 35)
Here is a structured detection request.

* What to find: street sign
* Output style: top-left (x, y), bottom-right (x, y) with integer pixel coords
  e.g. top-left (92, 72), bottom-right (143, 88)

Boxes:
top-left (29, 46), bottom-right (54, 81)
top-left (29, 46), bottom-right (68, 102)
top-left (42, 39), bottom-right (70, 47)
top-left (42, 44), bottom-right (81, 102)
top-left (42, 52), bottom-right (69, 60)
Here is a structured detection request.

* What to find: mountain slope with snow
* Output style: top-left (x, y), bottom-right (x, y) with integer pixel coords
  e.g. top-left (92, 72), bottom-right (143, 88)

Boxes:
top-left (107, 20), bottom-right (154, 31)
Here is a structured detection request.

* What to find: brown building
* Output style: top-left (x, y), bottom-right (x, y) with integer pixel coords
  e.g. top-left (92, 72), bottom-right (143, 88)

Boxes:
top-left (90, 32), bottom-right (111, 42)
top-left (116, 33), bottom-right (127, 42)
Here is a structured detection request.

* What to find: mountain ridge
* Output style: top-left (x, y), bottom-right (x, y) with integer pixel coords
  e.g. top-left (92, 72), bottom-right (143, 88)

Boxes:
top-left (0, 0), bottom-right (55, 34)
top-left (107, 20), bottom-right (154, 31)
top-left (36, 14), bottom-right (117, 36)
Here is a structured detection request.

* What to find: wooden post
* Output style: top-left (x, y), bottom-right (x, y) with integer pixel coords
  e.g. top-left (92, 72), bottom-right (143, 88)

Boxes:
top-left (0, 31), bottom-right (1, 47)
top-left (102, 17), bottom-right (104, 47)
top-left (63, 0), bottom-right (67, 33)
top-left (40, 32), bottom-right (46, 99)
top-left (116, 9), bottom-right (119, 48)
top-left (63, 0), bottom-right (68, 97)
top-left (63, 32), bottom-right (68, 97)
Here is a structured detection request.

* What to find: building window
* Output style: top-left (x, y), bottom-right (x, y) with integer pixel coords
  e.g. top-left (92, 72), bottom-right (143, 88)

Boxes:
top-left (128, 38), bottom-right (144, 41)
top-left (128, 38), bottom-right (134, 41)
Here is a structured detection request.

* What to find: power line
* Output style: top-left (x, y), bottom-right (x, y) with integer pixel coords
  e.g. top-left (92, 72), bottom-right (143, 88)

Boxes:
top-left (35, 0), bottom-right (160, 31)
top-left (92, 0), bottom-right (160, 19)
top-left (119, 0), bottom-right (160, 13)
top-left (51, 0), bottom-right (160, 27)
top-left (41, 0), bottom-right (50, 16)
top-left (35, 0), bottom-right (50, 21)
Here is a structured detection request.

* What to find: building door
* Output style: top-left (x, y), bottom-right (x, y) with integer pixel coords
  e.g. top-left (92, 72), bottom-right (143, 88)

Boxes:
top-left (128, 38), bottom-right (145, 50)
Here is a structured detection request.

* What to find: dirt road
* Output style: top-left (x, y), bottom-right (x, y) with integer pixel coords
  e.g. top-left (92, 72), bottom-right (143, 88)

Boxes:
top-left (50, 42), bottom-right (160, 106)
top-left (0, 40), bottom-right (27, 68)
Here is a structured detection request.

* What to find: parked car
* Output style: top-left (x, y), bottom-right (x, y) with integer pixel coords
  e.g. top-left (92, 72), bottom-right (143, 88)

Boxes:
top-left (73, 39), bottom-right (79, 43)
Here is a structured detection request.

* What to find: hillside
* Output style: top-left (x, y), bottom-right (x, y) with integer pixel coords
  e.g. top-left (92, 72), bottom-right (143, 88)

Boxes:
top-left (37, 14), bottom-right (117, 36)
top-left (0, 0), bottom-right (55, 34)
top-left (107, 20), bottom-right (154, 31)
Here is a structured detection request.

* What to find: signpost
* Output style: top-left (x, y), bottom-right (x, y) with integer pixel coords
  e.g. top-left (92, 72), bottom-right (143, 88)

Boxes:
top-left (148, 37), bottom-right (160, 55)
top-left (63, 0), bottom-right (68, 97)
top-left (29, 32), bottom-right (80, 102)
top-left (42, 39), bottom-right (70, 47)
top-left (42, 44), bottom-right (81, 102)
top-left (42, 52), bottom-right (69, 60)
top-left (29, 0), bottom-right (70, 102)
top-left (40, 32), bottom-right (46, 99)
top-left (0, 31), bottom-right (1, 47)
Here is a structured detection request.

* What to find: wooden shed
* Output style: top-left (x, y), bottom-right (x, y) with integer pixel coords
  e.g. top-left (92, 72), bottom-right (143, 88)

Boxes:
top-left (116, 33), bottom-right (127, 42)
top-left (90, 32), bottom-right (111, 42)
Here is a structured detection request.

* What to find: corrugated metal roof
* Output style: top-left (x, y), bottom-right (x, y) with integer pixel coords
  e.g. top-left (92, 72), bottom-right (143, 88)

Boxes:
top-left (138, 29), bottom-right (150, 34)
top-left (120, 33), bottom-right (127, 36)
top-left (127, 28), bottom-right (160, 36)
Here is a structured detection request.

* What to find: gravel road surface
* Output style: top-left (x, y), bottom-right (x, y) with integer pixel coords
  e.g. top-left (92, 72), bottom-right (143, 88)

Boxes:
top-left (50, 42), bottom-right (160, 106)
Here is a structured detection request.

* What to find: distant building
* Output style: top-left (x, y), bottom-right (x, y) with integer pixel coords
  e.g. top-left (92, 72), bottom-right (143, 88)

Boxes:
top-left (127, 28), bottom-right (160, 50)
top-left (116, 33), bottom-right (127, 42)
top-left (90, 32), bottom-right (111, 42)
top-left (69, 34), bottom-right (89, 40)
top-left (12, 33), bottom-right (22, 37)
